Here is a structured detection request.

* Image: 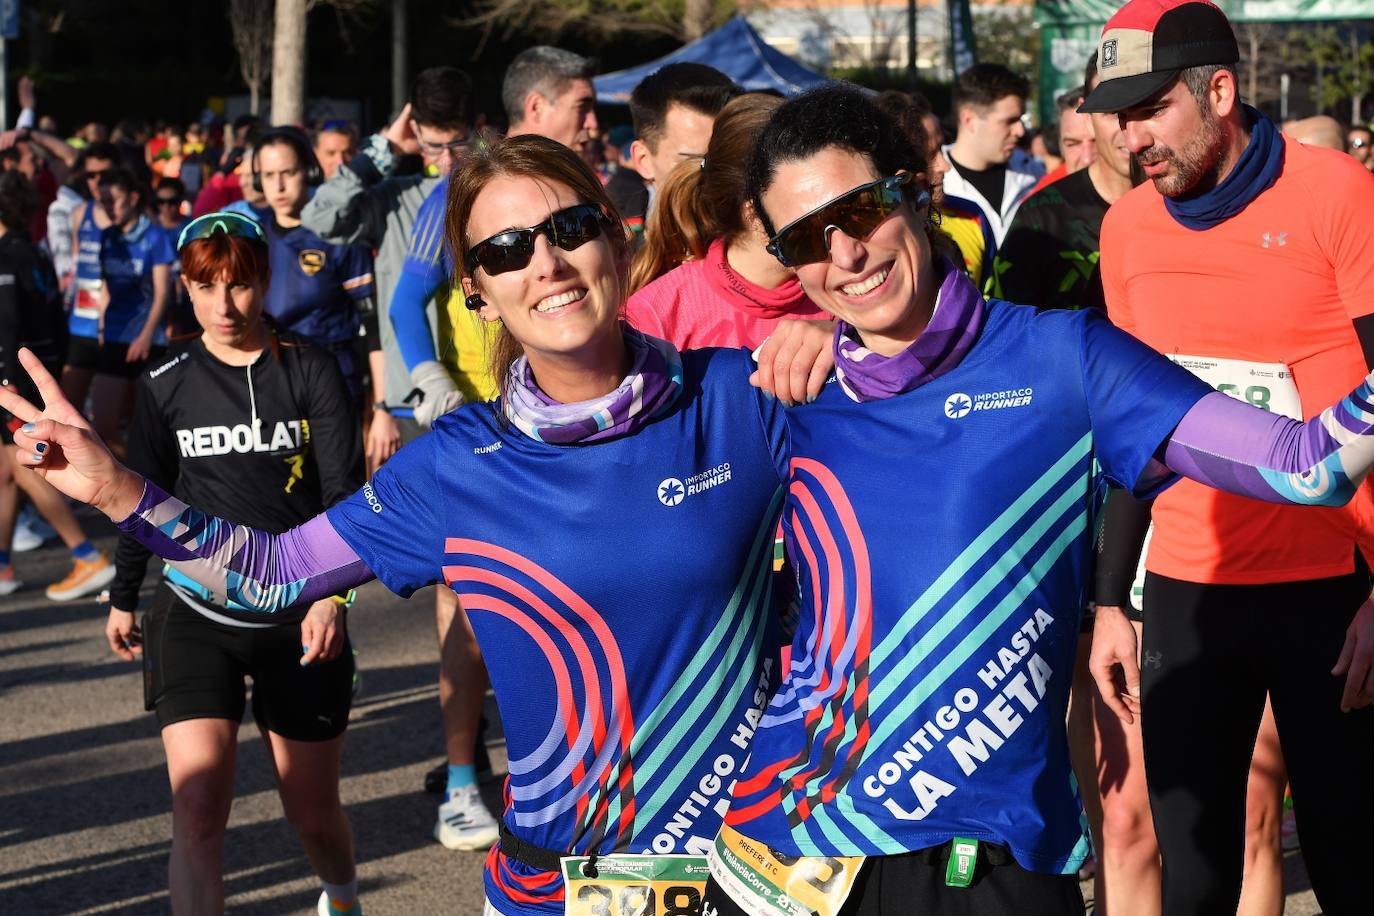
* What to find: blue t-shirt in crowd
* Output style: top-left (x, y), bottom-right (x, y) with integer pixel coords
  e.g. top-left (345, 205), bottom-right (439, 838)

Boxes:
top-left (262, 217), bottom-right (374, 347)
top-left (100, 215), bottom-right (176, 345)
top-left (726, 303), bottom-right (1211, 875)
top-left (328, 348), bottom-right (788, 915)
top-left (69, 204), bottom-right (107, 340)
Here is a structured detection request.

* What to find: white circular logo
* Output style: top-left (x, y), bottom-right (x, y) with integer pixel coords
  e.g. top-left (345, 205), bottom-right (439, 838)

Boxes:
top-left (657, 478), bottom-right (685, 507)
top-left (944, 392), bottom-right (973, 420)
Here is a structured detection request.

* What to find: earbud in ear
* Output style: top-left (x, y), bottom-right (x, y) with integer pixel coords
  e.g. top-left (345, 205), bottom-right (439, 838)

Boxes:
top-left (465, 291), bottom-right (485, 311)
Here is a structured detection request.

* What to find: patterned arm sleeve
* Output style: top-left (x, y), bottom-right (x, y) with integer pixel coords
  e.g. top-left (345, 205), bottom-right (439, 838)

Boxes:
top-left (116, 480), bottom-right (374, 613)
top-left (1164, 377), bottom-right (1374, 505)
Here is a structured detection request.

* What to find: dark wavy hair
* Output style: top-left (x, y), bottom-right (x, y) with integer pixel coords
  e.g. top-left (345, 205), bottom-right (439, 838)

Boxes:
top-left (745, 84), bottom-right (926, 239)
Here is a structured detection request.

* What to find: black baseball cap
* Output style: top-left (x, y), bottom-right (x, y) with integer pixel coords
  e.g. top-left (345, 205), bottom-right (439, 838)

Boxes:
top-left (1078, 0), bottom-right (1239, 114)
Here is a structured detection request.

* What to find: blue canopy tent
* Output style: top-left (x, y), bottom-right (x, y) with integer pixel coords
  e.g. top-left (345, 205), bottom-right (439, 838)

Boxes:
top-left (594, 15), bottom-right (831, 103)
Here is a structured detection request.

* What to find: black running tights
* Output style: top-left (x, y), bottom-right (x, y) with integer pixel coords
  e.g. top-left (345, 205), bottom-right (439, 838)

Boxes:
top-left (1140, 570), bottom-right (1374, 916)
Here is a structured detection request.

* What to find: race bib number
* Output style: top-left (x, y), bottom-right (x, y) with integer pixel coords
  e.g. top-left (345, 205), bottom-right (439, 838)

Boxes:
top-left (73, 283), bottom-right (103, 321)
top-left (562, 854), bottom-right (709, 916)
top-left (1130, 354), bottom-right (1302, 605)
top-left (1166, 354), bottom-right (1302, 420)
top-left (706, 825), bottom-right (863, 916)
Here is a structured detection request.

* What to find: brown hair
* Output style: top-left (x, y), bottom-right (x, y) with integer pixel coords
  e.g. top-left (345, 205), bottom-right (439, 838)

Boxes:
top-left (445, 134), bottom-right (629, 400)
top-left (629, 93), bottom-right (782, 293)
top-left (179, 233), bottom-right (270, 286)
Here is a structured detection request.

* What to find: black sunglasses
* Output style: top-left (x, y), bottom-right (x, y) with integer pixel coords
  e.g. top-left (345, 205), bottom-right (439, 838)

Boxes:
top-left (463, 203), bottom-right (613, 276)
top-left (157, 196), bottom-right (182, 205)
top-left (766, 174), bottom-right (929, 268)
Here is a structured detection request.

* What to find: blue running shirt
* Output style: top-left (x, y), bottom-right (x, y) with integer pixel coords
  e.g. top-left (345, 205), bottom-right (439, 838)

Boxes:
top-left (727, 303), bottom-right (1211, 874)
top-left (100, 216), bottom-right (176, 345)
top-left (262, 219), bottom-right (374, 346)
top-left (69, 205), bottom-right (107, 340)
top-left (327, 348), bottom-right (789, 915)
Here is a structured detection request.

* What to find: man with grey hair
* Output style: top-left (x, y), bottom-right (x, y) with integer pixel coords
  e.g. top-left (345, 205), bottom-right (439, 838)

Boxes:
top-left (502, 45), bottom-right (598, 148)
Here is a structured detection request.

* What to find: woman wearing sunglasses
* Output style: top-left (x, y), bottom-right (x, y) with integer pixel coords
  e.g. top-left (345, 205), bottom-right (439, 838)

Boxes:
top-left (695, 85), bottom-right (1374, 916)
top-left (103, 211), bottom-right (366, 916)
top-left (0, 137), bottom-right (819, 916)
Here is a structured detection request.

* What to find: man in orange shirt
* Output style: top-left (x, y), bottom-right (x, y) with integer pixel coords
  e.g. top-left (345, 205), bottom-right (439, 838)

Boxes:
top-left (1084, 2), bottom-right (1374, 914)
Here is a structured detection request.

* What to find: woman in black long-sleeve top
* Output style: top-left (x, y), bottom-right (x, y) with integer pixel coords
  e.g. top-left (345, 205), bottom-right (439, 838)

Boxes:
top-left (105, 212), bottom-right (366, 916)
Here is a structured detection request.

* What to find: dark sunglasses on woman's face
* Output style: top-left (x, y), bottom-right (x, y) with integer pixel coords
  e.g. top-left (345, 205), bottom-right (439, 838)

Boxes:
top-left (463, 203), bottom-right (612, 277)
top-left (765, 173), bottom-right (930, 268)
top-left (157, 196), bottom-right (182, 206)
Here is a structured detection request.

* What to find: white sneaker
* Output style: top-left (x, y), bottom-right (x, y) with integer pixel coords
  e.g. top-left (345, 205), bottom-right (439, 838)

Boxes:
top-left (316, 890), bottom-right (360, 915)
top-left (12, 505), bottom-right (56, 552)
top-left (12, 520), bottom-right (41, 553)
top-left (434, 785), bottom-right (499, 850)
top-left (0, 566), bottom-right (21, 595)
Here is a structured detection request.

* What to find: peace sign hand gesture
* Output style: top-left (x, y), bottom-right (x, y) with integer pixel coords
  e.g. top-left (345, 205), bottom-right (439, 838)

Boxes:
top-left (0, 348), bottom-right (146, 520)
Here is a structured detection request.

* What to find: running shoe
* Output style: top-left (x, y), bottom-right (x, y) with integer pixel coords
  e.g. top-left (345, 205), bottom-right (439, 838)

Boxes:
top-left (13, 503), bottom-right (58, 552)
top-left (434, 785), bottom-right (499, 850)
top-left (12, 520), bottom-right (43, 552)
top-left (317, 890), bottom-right (361, 915)
top-left (45, 552), bottom-right (116, 601)
top-left (0, 566), bottom-right (21, 595)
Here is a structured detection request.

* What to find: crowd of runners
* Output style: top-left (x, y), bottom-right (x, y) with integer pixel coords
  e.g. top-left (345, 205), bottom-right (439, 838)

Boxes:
top-left (4, 0), bottom-right (1374, 914)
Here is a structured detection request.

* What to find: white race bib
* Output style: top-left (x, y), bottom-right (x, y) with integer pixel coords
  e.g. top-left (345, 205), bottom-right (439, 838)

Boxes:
top-left (1129, 355), bottom-right (1303, 607)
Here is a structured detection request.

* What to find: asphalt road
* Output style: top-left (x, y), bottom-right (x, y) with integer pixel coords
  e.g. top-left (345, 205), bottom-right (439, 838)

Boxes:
top-left (0, 520), bottom-right (1323, 914)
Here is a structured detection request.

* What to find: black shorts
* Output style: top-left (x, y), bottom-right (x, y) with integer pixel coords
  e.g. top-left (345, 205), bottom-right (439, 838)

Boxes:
top-left (140, 584), bottom-right (353, 741)
top-left (65, 335), bottom-right (159, 378)
top-left (703, 842), bottom-right (1083, 916)
top-left (65, 334), bottom-right (99, 370)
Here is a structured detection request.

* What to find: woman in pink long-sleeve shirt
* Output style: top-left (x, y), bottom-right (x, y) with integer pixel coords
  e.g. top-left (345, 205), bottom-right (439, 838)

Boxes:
top-left (625, 94), bottom-right (829, 350)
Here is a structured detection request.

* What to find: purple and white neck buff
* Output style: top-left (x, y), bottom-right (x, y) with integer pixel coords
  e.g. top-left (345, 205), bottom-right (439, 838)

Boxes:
top-left (833, 258), bottom-right (986, 403)
top-left (504, 325), bottom-right (684, 444)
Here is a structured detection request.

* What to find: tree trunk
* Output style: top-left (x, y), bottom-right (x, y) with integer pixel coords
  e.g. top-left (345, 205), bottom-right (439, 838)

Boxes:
top-left (271, 0), bottom-right (308, 126)
top-left (392, 0), bottom-right (408, 115)
top-left (683, 0), bottom-right (712, 41)
top-left (250, 82), bottom-right (260, 116)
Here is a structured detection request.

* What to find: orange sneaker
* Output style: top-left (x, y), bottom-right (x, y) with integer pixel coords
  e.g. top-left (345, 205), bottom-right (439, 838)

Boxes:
top-left (0, 565), bottom-right (21, 596)
top-left (45, 552), bottom-right (116, 601)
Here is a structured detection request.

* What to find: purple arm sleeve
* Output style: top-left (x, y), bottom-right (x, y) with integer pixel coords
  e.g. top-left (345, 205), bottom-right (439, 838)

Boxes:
top-left (116, 480), bottom-right (374, 613)
top-left (1162, 376), bottom-right (1374, 506)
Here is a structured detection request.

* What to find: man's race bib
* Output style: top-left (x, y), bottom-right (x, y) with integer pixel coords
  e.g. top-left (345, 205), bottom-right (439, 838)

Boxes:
top-left (1166, 354), bottom-right (1302, 419)
top-left (562, 854), bottom-right (709, 916)
top-left (1129, 355), bottom-right (1303, 605)
top-left (706, 825), bottom-right (863, 916)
